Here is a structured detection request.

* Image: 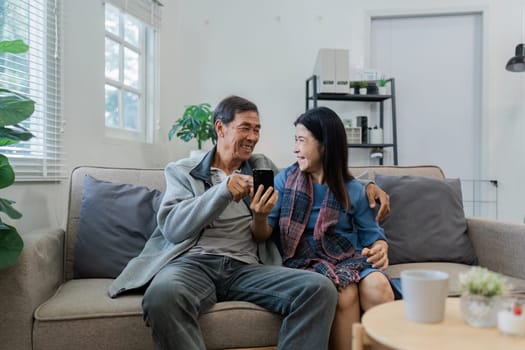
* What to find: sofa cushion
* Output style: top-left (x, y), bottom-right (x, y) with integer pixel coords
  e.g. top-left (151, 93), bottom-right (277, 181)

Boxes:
top-left (34, 279), bottom-right (281, 350)
top-left (74, 175), bottom-right (163, 278)
top-left (374, 174), bottom-right (478, 266)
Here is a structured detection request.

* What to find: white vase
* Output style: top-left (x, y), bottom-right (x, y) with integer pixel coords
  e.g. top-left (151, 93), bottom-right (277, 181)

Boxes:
top-left (378, 86), bottom-right (387, 95)
top-left (460, 293), bottom-right (500, 327)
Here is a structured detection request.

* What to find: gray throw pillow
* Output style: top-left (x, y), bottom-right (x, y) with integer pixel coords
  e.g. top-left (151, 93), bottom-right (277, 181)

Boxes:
top-left (374, 174), bottom-right (478, 266)
top-left (74, 175), bottom-right (163, 278)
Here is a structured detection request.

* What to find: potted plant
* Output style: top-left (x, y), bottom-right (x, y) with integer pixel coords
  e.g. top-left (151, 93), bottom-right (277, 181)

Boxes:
top-left (349, 81), bottom-right (359, 94)
top-left (359, 80), bottom-right (368, 95)
top-left (168, 102), bottom-right (217, 155)
top-left (459, 266), bottom-right (508, 327)
top-left (378, 76), bottom-right (388, 95)
top-left (0, 39), bottom-right (35, 269)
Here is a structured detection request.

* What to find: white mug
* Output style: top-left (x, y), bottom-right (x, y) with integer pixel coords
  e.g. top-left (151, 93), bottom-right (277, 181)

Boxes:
top-left (401, 269), bottom-right (449, 323)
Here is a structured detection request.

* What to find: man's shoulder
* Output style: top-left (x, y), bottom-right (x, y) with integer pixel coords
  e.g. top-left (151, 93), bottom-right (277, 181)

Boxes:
top-left (248, 153), bottom-right (279, 173)
top-left (166, 156), bottom-right (200, 173)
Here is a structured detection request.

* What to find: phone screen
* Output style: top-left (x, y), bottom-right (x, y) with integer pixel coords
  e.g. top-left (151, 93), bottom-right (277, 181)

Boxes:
top-left (253, 168), bottom-right (274, 192)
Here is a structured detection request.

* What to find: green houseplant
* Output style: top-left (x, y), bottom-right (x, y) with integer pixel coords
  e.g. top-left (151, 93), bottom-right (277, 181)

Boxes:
top-left (378, 76), bottom-right (387, 88)
top-left (459, 266), bottom-right (507, 297)
top-left (378, 76), bottom-right (388, 95)
top-left (0, 39), bottom-right (35, 269)
top-left (349, 81), bottom-right (359, 94)
top-left (168, 102), bottom-right (217, 150)
top-left (359, 80), bottom-right (368, 95)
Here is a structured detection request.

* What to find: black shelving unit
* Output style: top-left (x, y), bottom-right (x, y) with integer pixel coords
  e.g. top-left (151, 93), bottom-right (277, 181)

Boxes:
top-left (305, 75), bottom-right (398, 165)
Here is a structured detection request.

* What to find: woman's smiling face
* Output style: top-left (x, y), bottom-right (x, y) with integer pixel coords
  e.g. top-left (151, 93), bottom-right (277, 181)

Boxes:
top-left (293, 123), bottom-right (324, 177)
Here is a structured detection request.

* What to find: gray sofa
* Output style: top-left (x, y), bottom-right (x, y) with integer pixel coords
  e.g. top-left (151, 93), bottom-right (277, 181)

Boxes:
top-left (2, 164), bottom-right (525, 350)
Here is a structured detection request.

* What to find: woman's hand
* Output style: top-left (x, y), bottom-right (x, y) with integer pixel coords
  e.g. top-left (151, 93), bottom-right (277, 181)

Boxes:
top-left (249, 185), bottom-right (278, 241)
top-left (362, 240), bottom-right (389, 270)
top-left (250, 185), bottom-right (278, 216)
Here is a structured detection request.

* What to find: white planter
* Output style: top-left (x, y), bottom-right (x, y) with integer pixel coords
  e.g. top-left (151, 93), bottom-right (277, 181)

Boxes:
top-left (378, 86), bottom-right (387, 95)
top-left (369, 128), bottom-right (383, 144)
top-left (460, 293), bottom-right (500, 327)
top-left (359, 88), bottom-right (367, 95)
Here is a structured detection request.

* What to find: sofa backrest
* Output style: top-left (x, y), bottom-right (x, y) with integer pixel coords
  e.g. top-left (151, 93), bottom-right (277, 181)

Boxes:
top-left (348, 165), bottom-right (445, 180)
top-left (64, 164), bottom-right (445, 280)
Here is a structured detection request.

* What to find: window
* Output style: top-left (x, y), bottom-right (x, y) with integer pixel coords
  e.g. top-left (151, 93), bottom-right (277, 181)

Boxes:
top-left (0, 0), bottom-right (63, 180)
top-left (104, 0), bottom-right (161, 143)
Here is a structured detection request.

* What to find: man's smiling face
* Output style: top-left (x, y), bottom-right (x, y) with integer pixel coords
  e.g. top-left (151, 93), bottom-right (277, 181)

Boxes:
top-left (219, 110), bottom-right (261, 163)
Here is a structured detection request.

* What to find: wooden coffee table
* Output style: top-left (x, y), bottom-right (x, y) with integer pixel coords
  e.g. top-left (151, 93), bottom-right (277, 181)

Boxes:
top-left (353, 298), bottom-right (525, 350)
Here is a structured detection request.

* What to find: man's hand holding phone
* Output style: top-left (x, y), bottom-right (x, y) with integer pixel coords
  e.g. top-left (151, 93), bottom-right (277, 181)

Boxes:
top-left (228, 173), bottom-right (253, 202)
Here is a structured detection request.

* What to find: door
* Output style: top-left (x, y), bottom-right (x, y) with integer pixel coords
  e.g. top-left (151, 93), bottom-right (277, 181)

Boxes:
top-left (370, 13), bottom-right (493, 217)
top-left (370, 13), bottom-right (482, 181)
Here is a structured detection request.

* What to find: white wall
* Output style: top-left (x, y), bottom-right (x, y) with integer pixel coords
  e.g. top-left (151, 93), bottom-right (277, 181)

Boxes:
top-left (5, 0), bottom-right (525, 234)
top-left (162, 0), bottom-right (525, 223)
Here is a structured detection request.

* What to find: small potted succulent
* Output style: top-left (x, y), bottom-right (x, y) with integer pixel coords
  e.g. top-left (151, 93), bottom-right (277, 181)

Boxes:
top-left (378, 76), bottom-right (388, 95)
top-left (459, 266), bottom-right (508, 327)
top-left (359, 80), bottom-right (368, 95)
top-left (349, 81), bottom-right (359, 94)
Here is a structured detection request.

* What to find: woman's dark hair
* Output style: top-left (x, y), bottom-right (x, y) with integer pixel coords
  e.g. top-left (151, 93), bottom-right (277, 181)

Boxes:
top-left (294, 106), bottom-right (354, 211)
top-left (212, 95), bottom-right (258, 137)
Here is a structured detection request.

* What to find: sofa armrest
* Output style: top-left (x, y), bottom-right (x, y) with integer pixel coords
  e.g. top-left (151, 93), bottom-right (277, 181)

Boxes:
top-left (0, 227), bottom-right (65, 350)
top-left (467, 217), bottom-right (525, 280)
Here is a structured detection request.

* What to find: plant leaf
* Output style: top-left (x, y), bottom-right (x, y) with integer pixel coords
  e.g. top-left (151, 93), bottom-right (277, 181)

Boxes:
top-left (0, 89), bottom-right (36, 126)
top-left (168, 103), bottom-right (215, 149)
top-left (0, 155), bottom-right (15, 189)
top-left (0, 125), bottom-right (34, 146)
top-left (0, 197), bottom-right (21, 218)
top-left (0, 223), bottom-right (24, 269)
top-left (0, 40), bottom-right (29, 54)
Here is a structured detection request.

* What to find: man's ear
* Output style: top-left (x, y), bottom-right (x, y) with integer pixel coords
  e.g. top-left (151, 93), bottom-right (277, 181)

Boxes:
top-left (215, 120), bottom-right (224, 138)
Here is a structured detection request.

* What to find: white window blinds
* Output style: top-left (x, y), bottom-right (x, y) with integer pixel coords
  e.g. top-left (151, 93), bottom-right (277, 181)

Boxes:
top-left (0, 0), bottom-right (64, 180)
top-left (103, 0), bottom-right (162, 29)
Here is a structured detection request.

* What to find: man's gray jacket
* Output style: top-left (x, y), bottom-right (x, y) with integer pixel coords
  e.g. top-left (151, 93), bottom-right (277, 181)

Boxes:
top-left (108, 149), bottom-right (282, 297)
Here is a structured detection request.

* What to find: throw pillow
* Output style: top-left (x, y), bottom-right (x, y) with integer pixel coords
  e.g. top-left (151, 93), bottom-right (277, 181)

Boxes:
top-left (374, 174), bottom-right (478, 265)
top-left (74, 175), bottom-right (163, 278)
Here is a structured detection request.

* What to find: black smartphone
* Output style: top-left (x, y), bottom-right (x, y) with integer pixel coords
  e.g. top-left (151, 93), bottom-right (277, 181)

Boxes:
top-left (253, 168), bottom-right (274, 192)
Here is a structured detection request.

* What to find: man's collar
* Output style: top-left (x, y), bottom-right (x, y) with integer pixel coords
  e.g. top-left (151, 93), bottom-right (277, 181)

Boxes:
top-left (190, 146), bottom-right (254, 185)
